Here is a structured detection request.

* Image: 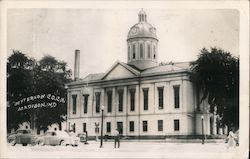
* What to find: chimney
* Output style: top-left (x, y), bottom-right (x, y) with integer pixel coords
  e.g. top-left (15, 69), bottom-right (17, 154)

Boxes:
top-left (74, 49), bottom-right (80, 80)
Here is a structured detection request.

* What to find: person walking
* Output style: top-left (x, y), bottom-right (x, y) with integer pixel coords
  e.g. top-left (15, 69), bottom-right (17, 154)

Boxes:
top-left (114, 128), bottom-right (120, 148)
top-left (227, 129), bottom-right (236, 149)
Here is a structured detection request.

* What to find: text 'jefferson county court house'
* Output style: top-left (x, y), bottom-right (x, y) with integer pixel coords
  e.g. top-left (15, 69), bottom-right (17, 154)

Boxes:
top-left (66, 9), bottom-right (226, 139)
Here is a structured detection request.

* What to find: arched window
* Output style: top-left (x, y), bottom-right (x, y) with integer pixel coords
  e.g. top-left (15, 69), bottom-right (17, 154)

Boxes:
top-left (153, 45), bottom-right (156, 59)
top-left (140, 43), bottom-right (144, 58)
top-left (147, 44), bottom-right (151, 58)
top-left (132, 44), bottom-right (136, 59)
top-left (128, 45), bottom-right (130, 60)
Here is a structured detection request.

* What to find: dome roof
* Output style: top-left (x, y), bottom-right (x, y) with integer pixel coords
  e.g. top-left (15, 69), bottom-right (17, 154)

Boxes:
top-left (127, 9), bottom-right (157, 40)
top-left (127, 22), bottom-right (157, 40)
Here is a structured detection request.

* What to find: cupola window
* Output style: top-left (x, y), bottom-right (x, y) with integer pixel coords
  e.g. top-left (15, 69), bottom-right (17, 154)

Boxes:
top-left (132, 44), bottom-right (136, 59)
top-left (140, 43), bottom-right (144, 58)
top-left (153, 45), bottom-right (156, 59)
top-left (128, 45), bottom-right (130, 60)
top-left (147, 44), bottom-right (151, 58)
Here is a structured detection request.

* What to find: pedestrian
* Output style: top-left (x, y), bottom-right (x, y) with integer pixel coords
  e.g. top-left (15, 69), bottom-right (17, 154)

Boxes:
top-left (68, 130), bottom-right (75, 146)
top-left (114, 128), bottom-right (120, 148)
top-left (227, 129), bottom-right (236, 149)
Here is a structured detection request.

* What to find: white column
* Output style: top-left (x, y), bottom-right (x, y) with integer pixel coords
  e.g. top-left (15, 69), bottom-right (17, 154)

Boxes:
top-left (124, 86), bottom-right (128, 136)
top-left (212, 113), bottom-right (217, 135)
top-left (113, 87), bottom-right (116, 116)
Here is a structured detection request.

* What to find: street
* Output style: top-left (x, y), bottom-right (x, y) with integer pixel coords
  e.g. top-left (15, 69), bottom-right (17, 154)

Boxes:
top-left (6, 141), bottom-right (241, 159)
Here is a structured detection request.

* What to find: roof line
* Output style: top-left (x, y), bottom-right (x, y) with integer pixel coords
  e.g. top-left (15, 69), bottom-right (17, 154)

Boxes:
top-left (101, 60), bottom-right (140, 80)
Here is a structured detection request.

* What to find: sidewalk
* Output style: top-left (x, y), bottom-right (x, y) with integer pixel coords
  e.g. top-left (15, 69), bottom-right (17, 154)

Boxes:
top-left (99, 138), bottom-right (225, 143)
top-left (6, 140), bottom-right (241, 159)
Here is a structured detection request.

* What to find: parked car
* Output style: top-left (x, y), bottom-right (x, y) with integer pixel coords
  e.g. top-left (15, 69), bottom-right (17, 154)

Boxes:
top-left (36, 130), bottom-right (80, 146)
top-left (7, 129), bottom-right (37, 146)
top-left (235, 130), bottom-right (239, 146)
top-left (78, 132), bottom-right (87, 142)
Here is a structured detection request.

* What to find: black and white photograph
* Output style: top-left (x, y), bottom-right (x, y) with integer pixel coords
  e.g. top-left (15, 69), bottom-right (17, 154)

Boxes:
top-left (0, 1), bottom-right (249, 158)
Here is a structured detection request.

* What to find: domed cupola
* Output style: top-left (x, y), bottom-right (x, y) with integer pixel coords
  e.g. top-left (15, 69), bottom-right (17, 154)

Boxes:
top-left (127, 9), bottom-right (158, 70)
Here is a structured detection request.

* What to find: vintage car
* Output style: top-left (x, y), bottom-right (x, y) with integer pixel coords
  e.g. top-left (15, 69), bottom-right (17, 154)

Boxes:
top-left (235, 130), bottom-right (239, 146)
top-left (7, 129), bottom-right (36, 146)
top-left (36, 130), bottom-right (80, 146)
top-left (78, 132), bottom-right (87, 142)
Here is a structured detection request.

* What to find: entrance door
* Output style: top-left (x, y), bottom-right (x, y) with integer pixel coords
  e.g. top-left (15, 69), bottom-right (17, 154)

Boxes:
top-left (210, 117), bottom-right (213, 135)
top-left (117, 122), bottom-right (123, 135)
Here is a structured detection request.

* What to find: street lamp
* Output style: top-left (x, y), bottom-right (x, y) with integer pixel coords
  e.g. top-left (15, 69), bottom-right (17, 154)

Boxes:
top-left (64, 85), bottom-right (68, 132)
top-left (201, 115), bottom-right (204, 144)
top-left (100, 105), bottom-right (105, 148)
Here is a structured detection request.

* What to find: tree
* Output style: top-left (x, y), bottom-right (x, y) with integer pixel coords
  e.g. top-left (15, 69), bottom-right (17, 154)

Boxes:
top-left (7, 50), bottom-right (35, 131)
top-left (7, 51), bottom-right (72, 132)
top-left (33, 55), bottom-right (72, 132)
top-left (190, 47), bottom-right (239, 129)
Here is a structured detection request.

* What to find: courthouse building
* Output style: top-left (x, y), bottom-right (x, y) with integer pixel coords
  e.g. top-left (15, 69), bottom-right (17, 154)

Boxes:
top-left (66, 10), bottom-right (221, 138)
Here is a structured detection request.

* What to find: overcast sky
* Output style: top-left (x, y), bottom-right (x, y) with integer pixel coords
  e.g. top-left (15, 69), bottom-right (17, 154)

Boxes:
top-left (7, 9), bottom-right (239, 78)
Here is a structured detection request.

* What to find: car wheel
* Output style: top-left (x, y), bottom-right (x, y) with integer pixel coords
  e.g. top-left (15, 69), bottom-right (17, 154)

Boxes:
top-left (60, 140), bottom-right (66, 146)
top-left (38, 141), bottom-right (44, 146)
top-left (22, 143), bottom-right (27, 146)
top-left (10, 140), bottom-right (16, 146)
top-left (31, 142), bottom-right (36, 146)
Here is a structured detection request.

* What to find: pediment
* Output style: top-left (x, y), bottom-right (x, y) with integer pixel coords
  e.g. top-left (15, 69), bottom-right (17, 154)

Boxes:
top-left (102, 62), bottom-right (139, 80)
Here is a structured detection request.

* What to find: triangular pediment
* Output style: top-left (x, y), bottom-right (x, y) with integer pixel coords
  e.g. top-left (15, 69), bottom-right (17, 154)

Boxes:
top-left (102, 61), bottom-right (140, 80)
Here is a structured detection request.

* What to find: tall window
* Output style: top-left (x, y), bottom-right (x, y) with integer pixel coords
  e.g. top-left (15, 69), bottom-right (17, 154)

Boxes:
top-left (143, 121), bottom-right (148, 132)
top-left (118, 90), bottom-right (123, 112)
top-left (107, 91), bottom-right (112, 113)
top-left (147, 44), bottom-right (151, 58)
top-left (140, 43), bottom-right (144, 58)
top-left (158, 120), bottom-right (163, 131)
top-left (158, 87), bottom-right (164, 109)
top-left (174, 119), bottom-right (180, 131)
top-left (95, 92), bottom-right (101, 113)
top-left (117, 122), bottom-right (123, 134)
top-left (83, 95), bottom-right (89, 114)
top-left (106, 122), bottom-right (111, 133)
top-left (72, 95), bottom-right (77, 114)
top-left (128, 45), bottom-right (130, 60)
top-left (132, 44), bottom-right (136, 59)
top-left (73, 123), bottom-right (76, 133)
top-left (143, 88), bottom-right (149, 110)
top-left (129, 121), bottom-right (134, 132)
top-left (130, 89), bottom-right (135, 111)
top-left (153, 45), bottom-right (156, 57)
top-left (174, 85), bottom-right (180, 108)
top-left (83, 123), bottom-right (87, 132)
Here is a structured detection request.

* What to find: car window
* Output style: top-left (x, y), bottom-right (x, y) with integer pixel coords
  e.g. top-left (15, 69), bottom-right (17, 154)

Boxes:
top-left (17, 130), bottom-right (24, 134)
top-left (16, 130), bottom-right (31, 134)
top-left (16, 130), bottom-right (21, 134)
top-left (45, 132), bottom-right (52, 136)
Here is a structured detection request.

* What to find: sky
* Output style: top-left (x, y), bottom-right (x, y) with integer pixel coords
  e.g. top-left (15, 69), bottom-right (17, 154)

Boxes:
top-left (7, 8), bottom-right (239, 78)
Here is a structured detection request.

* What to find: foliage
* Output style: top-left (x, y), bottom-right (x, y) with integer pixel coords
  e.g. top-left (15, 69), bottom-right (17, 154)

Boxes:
top-left (7, 51), bottom-right (72, 132)
top-left (7, 51), bottom-right (35, 130)
top-left (190, 47), bottom-right (239, 128)
top-left (33, 55), bottom-right (71, 131)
